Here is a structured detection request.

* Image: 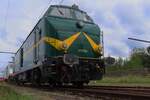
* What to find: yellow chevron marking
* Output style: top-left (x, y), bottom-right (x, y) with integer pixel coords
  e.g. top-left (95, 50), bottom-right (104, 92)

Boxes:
top-left (64, 32), bottom-right (80, 48)
top-left (44, 32), bottom-right (81, 51)
top-left (44, 37), bottom-right (62, 50)
top-left (83, 32), bottom-right (102, 54)
top-left (14, 32), bottom-right (101, 66)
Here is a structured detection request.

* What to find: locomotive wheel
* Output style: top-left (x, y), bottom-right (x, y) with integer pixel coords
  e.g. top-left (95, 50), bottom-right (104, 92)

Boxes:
top-left (56, 82), bottom-right (62, 87)
top-left (15, 75), bottom-right (21, 85)
top-left (72, 82), bottom-right (84, 87)
top-left (48, 80), bottom-right (56, 87)
top-left (31, 69), bottom-right (41, 86)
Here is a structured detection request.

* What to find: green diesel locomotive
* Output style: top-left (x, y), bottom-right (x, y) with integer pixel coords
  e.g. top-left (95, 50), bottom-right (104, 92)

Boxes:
top-left (10, 5), bottom-right (105, 86)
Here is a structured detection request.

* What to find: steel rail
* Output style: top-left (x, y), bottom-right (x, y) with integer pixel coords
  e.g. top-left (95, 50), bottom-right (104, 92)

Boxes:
top-left (56, 85), bottom-right (150, 99)
top-left (7, 83), bottom-right (150, 99)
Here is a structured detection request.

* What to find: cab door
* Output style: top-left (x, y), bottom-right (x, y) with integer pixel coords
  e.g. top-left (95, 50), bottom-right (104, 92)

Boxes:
top-left (20, 48), bottom-right (24, 67)
top-left (33, 27), bottom-right (41, 64)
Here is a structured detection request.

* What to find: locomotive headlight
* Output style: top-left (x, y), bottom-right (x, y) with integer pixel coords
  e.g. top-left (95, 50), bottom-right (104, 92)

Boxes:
top-left (63, 54), bottom-right (79, 65)
top-left (96, 64), bottom-right (100, 69)
top-left (96, 45), bottom-right (102, 54)
top-left (61, 42), bottom-right (68, 51)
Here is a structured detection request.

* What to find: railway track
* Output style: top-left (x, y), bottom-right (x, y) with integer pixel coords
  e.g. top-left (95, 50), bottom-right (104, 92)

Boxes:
top-left (7, 83), bottom-right (150, 100)
top-left (54, 85), bottom-right (150, 100)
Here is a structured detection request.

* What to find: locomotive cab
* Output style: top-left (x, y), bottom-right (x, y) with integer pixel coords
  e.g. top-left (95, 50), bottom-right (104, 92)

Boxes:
top-left (42, 5), bottom-right (105, 85)
top-left (11, 5), bottom-right (105, 86)
top-left (44, 5), bottom-right (102, 58)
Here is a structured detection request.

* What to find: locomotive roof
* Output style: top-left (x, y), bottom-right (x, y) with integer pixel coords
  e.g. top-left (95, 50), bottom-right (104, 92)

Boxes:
top-left (43, 4), bottom-right (87, 17)
top-left (50, 5), bottom-right (85, 12)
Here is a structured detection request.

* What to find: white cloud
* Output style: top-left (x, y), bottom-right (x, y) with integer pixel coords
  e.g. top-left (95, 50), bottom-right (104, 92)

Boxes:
top-left (0, 0), bottom-right (150, 70)
top-left (70, 0), bottom-right (150, 57)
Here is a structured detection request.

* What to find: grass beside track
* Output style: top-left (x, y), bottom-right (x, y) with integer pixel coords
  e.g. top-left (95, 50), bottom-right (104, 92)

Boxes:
top-left (0, 83), bottom-right (34, 100)
top-left (91, 75), bottom-right (150, 87)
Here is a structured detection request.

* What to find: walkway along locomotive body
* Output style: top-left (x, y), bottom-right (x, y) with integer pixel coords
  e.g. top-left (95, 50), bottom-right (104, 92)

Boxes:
top-left (10, 5), bottom-right (105, 86)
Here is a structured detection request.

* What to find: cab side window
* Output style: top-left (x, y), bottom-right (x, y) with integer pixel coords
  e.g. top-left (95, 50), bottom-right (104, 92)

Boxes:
top-left (20, 48), bottom-right (23, 67)
top-left (39, 29), bottom-right (42, 41)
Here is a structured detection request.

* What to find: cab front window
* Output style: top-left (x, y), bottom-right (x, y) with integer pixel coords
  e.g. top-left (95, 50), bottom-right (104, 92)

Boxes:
top-left (49, 6), bottom-right (93, 23)
top-left (74, 11), bottom-right (93, 23)
top-left (50, 7), bottom-right (72, 18)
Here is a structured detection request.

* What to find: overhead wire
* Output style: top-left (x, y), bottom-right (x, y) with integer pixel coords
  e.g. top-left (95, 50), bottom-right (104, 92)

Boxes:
top-left (3, 0), bottom-right (10, 35)
top-left (58, 0), bottom-right (65, 5)
top-left (38, 0), bottom-right (53, 19)
top-left (0, 61), bottom-right (11, 63)
top-left (0, 0), bottom-right (14, 56)
top-left (2, 0), bottom-right (64, 53)
top-left (0, 52), bottom-right (15, 54)
top-left (1, 0), bottom-right (16, 66)
top-left (38, 0), bottom-right (65, 19)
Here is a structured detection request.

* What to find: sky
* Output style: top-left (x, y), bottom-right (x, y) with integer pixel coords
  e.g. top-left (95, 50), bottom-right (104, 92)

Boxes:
top-left (0, 0), bottom-right (150, 72)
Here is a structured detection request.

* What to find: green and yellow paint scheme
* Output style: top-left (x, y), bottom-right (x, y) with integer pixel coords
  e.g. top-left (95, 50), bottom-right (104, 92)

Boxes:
top-left (12, 5), bottom-right (104, 84)
top-left (44, 32), bottom-right (102, 54)
top-left (44, 16), bottom-right (102, 58)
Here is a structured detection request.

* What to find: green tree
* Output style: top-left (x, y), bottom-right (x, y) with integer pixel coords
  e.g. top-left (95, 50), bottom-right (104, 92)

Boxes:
top-left (116, 57), bottom-right (124, 67)
top-left (128, 47), bottom-right (150, 69)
